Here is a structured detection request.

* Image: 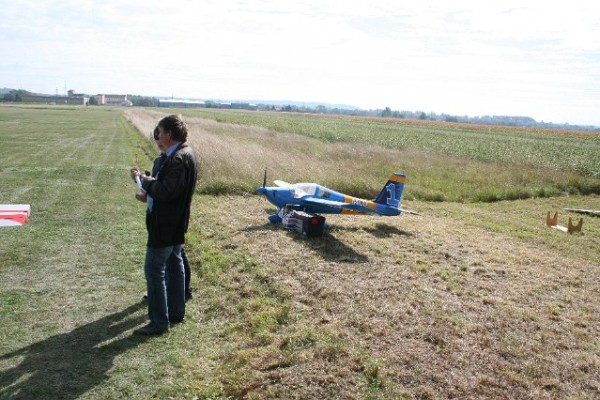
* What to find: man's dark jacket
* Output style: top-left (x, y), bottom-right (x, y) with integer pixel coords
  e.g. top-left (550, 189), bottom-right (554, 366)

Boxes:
top-left (142, 143), bottom-right (198, 248)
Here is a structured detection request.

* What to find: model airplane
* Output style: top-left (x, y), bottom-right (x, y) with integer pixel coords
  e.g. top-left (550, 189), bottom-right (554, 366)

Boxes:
top-left (257, 172), bottom-right (415, 223)
top-left (0, 204), bottom-right (31, 227)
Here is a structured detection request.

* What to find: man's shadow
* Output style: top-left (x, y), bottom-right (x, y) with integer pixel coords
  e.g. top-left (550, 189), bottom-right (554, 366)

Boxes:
top-left (0, 302), bottom-right (148, 399)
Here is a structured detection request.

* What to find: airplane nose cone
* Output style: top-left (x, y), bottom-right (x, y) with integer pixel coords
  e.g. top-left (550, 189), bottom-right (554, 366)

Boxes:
top-left (257, 187), bottom-right (266, 195)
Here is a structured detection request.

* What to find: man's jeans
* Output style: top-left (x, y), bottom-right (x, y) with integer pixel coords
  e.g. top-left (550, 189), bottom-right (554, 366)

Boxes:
top-left (144, 245), bottom-right (186, 330)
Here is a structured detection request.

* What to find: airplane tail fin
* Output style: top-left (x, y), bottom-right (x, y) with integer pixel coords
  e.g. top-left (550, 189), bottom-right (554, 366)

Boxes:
top-left (374, 173), bottom-right (405, 208)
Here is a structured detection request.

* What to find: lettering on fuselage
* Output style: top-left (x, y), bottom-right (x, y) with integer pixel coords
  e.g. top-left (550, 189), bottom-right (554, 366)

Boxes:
top-left (351, 197), bottom-right (371, 208)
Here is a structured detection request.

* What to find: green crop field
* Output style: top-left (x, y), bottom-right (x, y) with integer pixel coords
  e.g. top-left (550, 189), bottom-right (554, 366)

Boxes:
top-left (1, 105), bottom-right (599, 399)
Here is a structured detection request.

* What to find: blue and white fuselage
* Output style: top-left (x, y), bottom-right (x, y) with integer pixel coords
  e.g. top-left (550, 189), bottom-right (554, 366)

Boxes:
top-left (257, 173), bottom-right (408, 222)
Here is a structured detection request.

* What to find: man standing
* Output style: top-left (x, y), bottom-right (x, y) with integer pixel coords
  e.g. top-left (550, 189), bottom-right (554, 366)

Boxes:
top-left (131, 115), bottom-right (198, 335)
top-left (141, 127), bottom-right (194, 302)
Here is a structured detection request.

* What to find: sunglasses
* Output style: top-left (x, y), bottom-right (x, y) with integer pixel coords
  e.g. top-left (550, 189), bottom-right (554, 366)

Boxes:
top-left (153, 128), bottom-right (170, 141)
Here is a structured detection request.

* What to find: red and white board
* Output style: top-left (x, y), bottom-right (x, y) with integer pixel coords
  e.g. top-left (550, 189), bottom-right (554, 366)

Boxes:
top-left (0, 204), bottom-right (31, 227)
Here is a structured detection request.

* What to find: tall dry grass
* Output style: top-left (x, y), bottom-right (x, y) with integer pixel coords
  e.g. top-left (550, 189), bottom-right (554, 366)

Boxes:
top-left (124, 109), bottom-right (595, 202)
top-left (125, 108), bottom-right (412, 197)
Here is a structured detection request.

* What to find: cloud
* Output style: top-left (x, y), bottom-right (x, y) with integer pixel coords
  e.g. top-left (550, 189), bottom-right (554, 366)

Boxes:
top-left (2, 0), bottom-right (599, 124)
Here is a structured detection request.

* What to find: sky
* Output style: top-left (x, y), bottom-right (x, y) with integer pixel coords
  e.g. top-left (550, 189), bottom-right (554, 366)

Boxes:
top-left (2, 0), bottom-right (599, 126)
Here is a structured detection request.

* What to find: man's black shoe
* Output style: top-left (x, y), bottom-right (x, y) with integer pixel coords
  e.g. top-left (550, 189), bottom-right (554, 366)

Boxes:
top-left (169, 316), bottom-right (185, 324)
top-left (134, 323), bottom-right (168, 336)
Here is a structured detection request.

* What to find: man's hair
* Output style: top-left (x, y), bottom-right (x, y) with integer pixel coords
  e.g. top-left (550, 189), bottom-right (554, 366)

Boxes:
top-left (158, 114), bottom-right (188, 142)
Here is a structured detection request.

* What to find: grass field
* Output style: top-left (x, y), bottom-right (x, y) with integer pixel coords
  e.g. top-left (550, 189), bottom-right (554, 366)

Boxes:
top-left (1, 105), bottom-right (599, 399)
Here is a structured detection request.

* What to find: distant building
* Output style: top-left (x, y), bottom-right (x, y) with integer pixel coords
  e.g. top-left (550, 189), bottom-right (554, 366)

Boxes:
top-left (21, 93), bottom-right (87, 105)
top-left (95, 94), bottom-right (132, 106)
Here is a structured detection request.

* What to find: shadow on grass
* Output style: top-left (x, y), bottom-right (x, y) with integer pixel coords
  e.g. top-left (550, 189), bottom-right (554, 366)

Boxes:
top-left (244, 220), bottom-right (413, 263)
top-left (363, 223), bottom-right (414, 238)
top-left (293, 231), bottom-right (370, 263)
top-left (242, 222), bottom-right (370, 263)
top-left (299, 222), bottom-right (413, 263)
top-left (0, 302), bottom-right (148, 399)
top-left (326, 222), bottom-right (414, 237)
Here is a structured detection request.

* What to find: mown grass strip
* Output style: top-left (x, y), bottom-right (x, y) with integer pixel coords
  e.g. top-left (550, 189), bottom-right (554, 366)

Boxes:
top-left (0, 106), bottom-right (222, 399)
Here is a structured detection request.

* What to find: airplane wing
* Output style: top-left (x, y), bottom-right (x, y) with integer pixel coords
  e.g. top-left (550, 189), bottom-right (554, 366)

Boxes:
top-left (273, 180), bottom-right (291, 187)
top-left (301, 196), bottom-right (351, 208)
top-left (400, 208), bottom-right (422, 216)
top-left (0, 204), bottom-right (31, 227)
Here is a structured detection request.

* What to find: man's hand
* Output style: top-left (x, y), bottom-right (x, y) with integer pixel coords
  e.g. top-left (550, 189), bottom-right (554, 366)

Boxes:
top-left (131, 167), bottom-right (153, 183)
top-left (131, 167), bottom-right (148, 202)
top-left (135, 190), bottom-right (147, 203)
top-left (130, 167), bottom-right (141, 180)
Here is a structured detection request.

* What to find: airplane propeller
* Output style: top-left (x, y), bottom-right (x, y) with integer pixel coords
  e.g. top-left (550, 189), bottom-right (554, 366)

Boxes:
top-left (257, 167), bottom-right (268, 197)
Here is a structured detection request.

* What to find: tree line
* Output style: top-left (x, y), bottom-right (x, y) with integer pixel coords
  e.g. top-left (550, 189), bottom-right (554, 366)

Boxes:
top-left (2, 88), bottom-right (597, 131)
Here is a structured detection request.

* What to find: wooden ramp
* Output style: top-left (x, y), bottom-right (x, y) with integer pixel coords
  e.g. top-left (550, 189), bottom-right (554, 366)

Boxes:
top-left (546, 211), bottom-right (583, 234)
